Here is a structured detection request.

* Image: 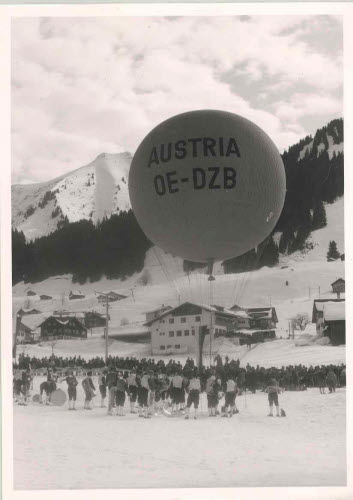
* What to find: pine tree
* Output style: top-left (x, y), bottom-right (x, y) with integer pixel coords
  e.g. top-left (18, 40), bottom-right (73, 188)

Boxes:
top-left (312, 201), bottom-right (327, 230)
top-left (257, 235), bottom-right (279, 268)
top-left (327, 240), bottom-right (340, 261)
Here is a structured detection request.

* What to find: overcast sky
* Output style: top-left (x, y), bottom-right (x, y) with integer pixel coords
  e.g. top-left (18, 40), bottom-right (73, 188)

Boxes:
top-left (12, 15), bottom-right (342, 184)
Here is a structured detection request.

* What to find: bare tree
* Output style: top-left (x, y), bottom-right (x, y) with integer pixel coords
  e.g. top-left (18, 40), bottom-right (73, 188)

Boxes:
top-left (138, 269), bottom-right (152, 286)
top-left (48, 340), bottom-right (58, 356)
top-left (291, 313), bottom-right (310, 331)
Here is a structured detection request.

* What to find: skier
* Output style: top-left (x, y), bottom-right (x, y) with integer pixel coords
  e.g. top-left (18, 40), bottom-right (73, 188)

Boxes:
top-left (185, 369), bottom-right (201, 420)
top-left (326, 369), bottom-right (338, 393)
top-left (61, 370), bottom-right (78, 410)
top-left (137, 370), bottom-right (153, 418)
top-left (82, 371), bottom-right (96, 410)
top-left (98, 369), bottom-right (108, 408)
top-left (21, 368), bottom-right (32, 405)
top-left (127, 368), bottom-right (138, 413)
top-left (115, 371), bottom-right (128, 416)
top-left (222, 375), bottom-right (239, 417)
top-left (313, 369), bottom-right (326, 394)
top-left (170, 370), bottom-right (184, 414)
top-left (154, 372), bottom-right (170, 415)
top-left (106, 366), bottom-right (118, 415)
top-left (206, 373), bottom-right (220, 417)
top-left (264, 378), bottom-right (284, 417)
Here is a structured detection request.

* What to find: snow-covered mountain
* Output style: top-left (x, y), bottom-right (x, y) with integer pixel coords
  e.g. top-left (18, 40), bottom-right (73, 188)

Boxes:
top-left (12, 152), bottom-right (132, 240)
top-left (293, 118), bottom-right (343, 162)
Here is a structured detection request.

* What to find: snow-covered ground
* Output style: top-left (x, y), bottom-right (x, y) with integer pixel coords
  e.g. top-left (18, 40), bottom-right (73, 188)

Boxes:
top-left (14, 380), bottom-right (346, 489)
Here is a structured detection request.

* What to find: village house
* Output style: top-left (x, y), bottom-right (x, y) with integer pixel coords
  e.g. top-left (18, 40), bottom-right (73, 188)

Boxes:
top-left (84, 311), bottom-right (107, 329)
top-left (312, 298), bottom-right (345, 336)
top-left (145, 302), bottom-right (245, 356)
top-left (17, 308), bottom-right (42, 317)
top-left (109, 322), bottom-right (150, 343)
top-left (331, 278), bottom-right (345, 299)
top-left (39, 316), bottom-right (87, 340)
top-left (17, 313), bottom-right (48, 343)
top-left (144, 305), bottom-right (173, 323)
top-left (322, 301), bottom-right (345, 345)
top-left (53, 310), bottom-right (85, 324)
top-left (229, 305), bottom-right (278, 329)
top-left (69, 290), bottom-right (85, 300)
top-left (97, 291), bottom-right (128, 303)
top-left (40, 294), bottom-right (52, 300)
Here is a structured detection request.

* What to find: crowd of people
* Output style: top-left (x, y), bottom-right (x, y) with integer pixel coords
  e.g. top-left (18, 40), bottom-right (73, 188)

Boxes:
top-left (15, 352), bottom-right (346, 391)
top-left (13, 353), bottom-right (345, 419)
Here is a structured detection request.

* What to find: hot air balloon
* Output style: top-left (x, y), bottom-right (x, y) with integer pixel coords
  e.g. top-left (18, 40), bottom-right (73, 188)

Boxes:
top-left (129, 110), bottom-right (286, 268)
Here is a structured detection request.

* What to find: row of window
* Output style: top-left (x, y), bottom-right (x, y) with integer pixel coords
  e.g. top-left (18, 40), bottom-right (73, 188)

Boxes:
top-left (159, 344), bottom-right (181, 350)
top-left (160, 316), bottom-right (201, 324)
top-left (159, 330), bottom-right (195, 337)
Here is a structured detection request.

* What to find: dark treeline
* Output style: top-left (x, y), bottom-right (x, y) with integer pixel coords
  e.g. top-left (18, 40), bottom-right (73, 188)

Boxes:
top-left (12, 210), bottom-right (152, 285)
top-left (223, 118), bottom-right (344, 273)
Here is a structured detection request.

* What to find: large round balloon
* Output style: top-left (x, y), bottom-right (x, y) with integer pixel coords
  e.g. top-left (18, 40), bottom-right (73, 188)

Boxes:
top-left (129, 110), bottom-right (286, 263)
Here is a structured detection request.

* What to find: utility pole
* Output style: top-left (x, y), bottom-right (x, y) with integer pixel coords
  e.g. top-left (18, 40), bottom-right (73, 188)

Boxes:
top-left (308, 287), bottom-right (311, 299)
top-left (131, 288), bottom-right (135, 302)
top-left (95, 291), bottom-right (110, 364)
top-left (105, 296), bottom-right (109, 363)
top-left (318, 286), bottom-right (321, 298)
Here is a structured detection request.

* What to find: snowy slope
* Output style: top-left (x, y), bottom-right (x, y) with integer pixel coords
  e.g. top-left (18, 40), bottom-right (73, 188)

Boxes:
top-left (12, 152), bottom-right (132, 240)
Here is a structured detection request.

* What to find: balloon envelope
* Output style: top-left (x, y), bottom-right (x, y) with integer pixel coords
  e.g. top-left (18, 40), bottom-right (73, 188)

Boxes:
top-left (129, 110), bottom-right (286, 263)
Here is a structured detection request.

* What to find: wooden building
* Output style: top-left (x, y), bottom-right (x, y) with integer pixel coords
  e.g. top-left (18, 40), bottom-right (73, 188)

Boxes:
top-left (69, 290), bottom-right (85, 300)
top-left (84, 311), bottom-right (107, 329)
top-left (39, 316), bottom-right (87, 339)
top-left (145, 305), bottom-right (172, 323)
top-left (331, 278), bottom-right (345, 299)
top-left (312, 298), bottom-right (345, 335)
top-left (97, 291), bottom-right (128, 303)
top-left (18, 308), bottom-right (42, 317)
top-left (322, 301), bottom-right (345, 345)
top-left (230, 305), bottom-right (278, 329)
top-left (17, 313), bottom-right (47, 343)
top-left (40, 294), bottom-right (52, 300)
top-left (146, 302), bottom-right (247, 355)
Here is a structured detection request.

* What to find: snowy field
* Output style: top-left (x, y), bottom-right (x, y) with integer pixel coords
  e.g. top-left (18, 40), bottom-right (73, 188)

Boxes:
top-left (14, 377), bottom-right (346, 489)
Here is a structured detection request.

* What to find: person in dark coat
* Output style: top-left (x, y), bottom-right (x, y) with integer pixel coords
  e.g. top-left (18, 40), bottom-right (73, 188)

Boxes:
top-left (326, 369), bottom-right (337, 393)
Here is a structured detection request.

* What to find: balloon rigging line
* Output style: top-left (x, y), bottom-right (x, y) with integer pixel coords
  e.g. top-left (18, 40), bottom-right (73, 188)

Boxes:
top-left (152, 247), bottom-right (179, 302)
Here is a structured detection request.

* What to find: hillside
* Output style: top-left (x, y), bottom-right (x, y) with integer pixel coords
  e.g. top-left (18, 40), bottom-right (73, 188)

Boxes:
top-left (12, 152), bottom-right (131, 240)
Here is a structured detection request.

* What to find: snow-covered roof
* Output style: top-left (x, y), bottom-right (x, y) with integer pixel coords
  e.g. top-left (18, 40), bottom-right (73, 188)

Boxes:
top-left (110, 323), bottom-right (150, 337)
top-left (53, 311), bottom-right (85, 319)
top-left (20, 313), bottom-right (50, 331)
top-left (19, 308), bottom-right (41, 314)
top-left (323, 302), bottom-right (345, 322)
top-left (144, 305), bottom-right (172, 314)
top-left (145, 302), bottom-right (249, 325)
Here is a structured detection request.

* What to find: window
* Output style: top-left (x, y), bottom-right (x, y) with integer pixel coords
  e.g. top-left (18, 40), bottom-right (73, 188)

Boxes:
top-left (159, 345), bottom-right (165, 350)
top-left (169, 318), bottom-right (174, 324)
top-left (181, 317), bottom-right (186, 323)
top-left (167, 345), bottom-right (172, 349)
top-left (169, 331), bottom-right (174, 337)
top-left (175, 344), bottom-right (180, 349)
top-left (192, 331), bottom-right (195, 336)
top-left (177, 330), bottom-right (182, 337)
top-left (184, 330), bottom-right (190, 336)
top-left (159, 332), bottom-right (165, 336)
top-left (195, 316), bottom-right (201, 322)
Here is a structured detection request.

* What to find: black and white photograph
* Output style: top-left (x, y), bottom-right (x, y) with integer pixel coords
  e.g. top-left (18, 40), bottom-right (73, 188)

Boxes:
top-left (1, 3), bottom-right (352, 497)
